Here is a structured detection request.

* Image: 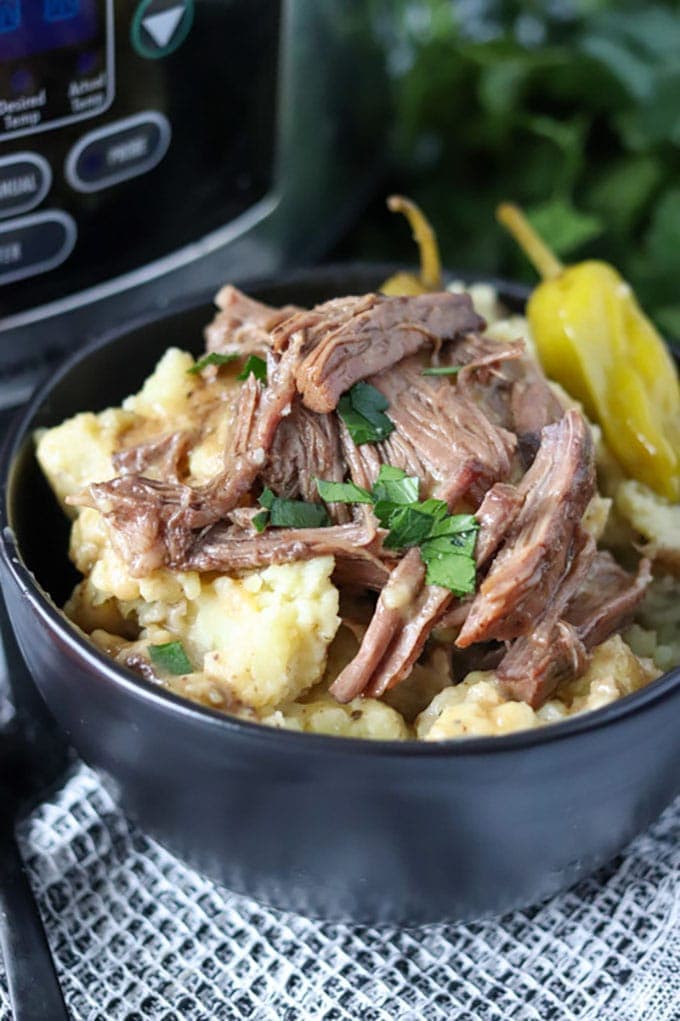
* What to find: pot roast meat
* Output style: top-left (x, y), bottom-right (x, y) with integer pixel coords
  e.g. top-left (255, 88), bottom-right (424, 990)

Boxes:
top-left (508, 357), bottom-right (565, 464)
top-left (182, 518), bottom-right (383, 573)
top-left (273, 291), bottom-right (485, 413)
top-left (330, 402), bottom-right (521, 703)
top-left (331, 555), bottom-right (393, 593)
top-left (456, 409), bottom-right (595, 648)
top-left (266, 399), bottom-right (349, 521)
top-left (470, 481), bottom-right (525, 567)
top-left (453, 334), bottom-right (526, 375)
top-left (565, 552), bottom-right (652, 648)
top-left (495, 528), bottom-right (595, 707)
top-left (271, 294), bottom-right (376, 355)
top-left (456, 344), bottom-right (565, 466)
top-left (113, 430), bottom-right (193, 482)
top-left (71, 474), bottom-right (200, 575)
top-left (205, 285), bottom-right (300, 357)
top-left (501, 622), bottom-right (588, 708)
top-left (330, 548), bottom-right (427, 702)
top-left (69, 281), bottom-right (653, 718)
top-left (372, 356), bottom-right (518, 505)
top-left (356, 482), bottom-right (528, 700)
top-left (496, 549), bottom-right (652, 709)
top-left (69, 336), bottom-right (306, 573)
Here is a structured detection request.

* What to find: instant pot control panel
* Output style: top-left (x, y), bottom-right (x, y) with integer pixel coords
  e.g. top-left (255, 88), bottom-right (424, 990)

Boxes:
top-left (0, 0), bottom-right (279, 312)
top-left (0, 0), bottom-right (389, 409)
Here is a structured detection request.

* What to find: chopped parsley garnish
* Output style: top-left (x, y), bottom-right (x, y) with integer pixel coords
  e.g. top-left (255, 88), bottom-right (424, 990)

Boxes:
top-left (422, 364), bottom-right (463, 376)
top-left (252, 510), bottom-right (270, 532)
top-left (149, 640), bottom-right (193, 675)
top-left (187, 352), bottom-right (240, 375)
top-left (256, 487), bottom-right (330, 530)
top-left (315, 465), bottom-right (479, 596)
top-left (237, 354), bottom-right (267, 382)
top-left (258, 487), bottom-right (276, 510)
top-left (420, 542), bottom-right (477, 594)
top-left (381, 504), bottom-right (438, 549)
top-left (314, 479), bottom-right (373, 504)
top-left (337, 382), bottom-right (395, 445)
top-left (371, 464), bottom-right (420, 508)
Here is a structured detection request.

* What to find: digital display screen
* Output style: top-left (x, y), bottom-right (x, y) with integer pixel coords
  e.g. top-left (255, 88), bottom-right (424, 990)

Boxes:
top-left (0, 0), bottom-right (98, 60)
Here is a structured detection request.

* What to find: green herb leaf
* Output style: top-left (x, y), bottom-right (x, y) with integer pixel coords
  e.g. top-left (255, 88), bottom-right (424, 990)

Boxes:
top-left (252, 510), bottom-right (270, 533)
top-left (416, 498), bottom-right (450, 520)
top-left (422, 365), bottom-right (463, 376)
top-left (526, 197), bottom-right (603, 258)
top-left (187, 352), bottom-right (239, 375)
top-left (371, 464), bottom-right (420, 506)
top-left (149, 640), bottom-right (193, 675)
top-left (258, 487), bottom-right (329, 528)
top-left (382, 504), bottom-right (440, 549)
top-left (428, 512), bottom-right (478, 537)
top-left (315, 478), bottom-right (373, 504)
top-left (258, 487), bottom-right (275, 510)
top-left (374, 464), bottom-right (407, 481)
top-left (422, 547), bottom-right (477, 595)
top-left (420, 531), bottom-right (476, 559)
top-left (237, 355), bottom-right (267, 382)
top-left (270, 499), bottom-right (329, 529)
top-left (338, 382), bottom-right (395, 445)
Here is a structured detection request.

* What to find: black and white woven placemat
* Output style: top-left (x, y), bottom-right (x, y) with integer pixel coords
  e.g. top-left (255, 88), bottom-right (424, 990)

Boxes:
top-left (0, 765), bottom-right (678, 1021)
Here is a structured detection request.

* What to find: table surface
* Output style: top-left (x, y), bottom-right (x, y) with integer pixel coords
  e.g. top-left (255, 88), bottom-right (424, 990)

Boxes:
top-left (0, 763), bottom-right (678, 1021)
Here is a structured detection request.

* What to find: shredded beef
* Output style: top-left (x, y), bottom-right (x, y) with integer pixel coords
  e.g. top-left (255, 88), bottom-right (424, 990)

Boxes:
top-left (332, 556), bottom-right (393, 593)
top-left (205, 285), bottom-right (300, 357)
top-left (454, 334), bottom-right (526, 379)
top-left (456, 345), bottom-right (564, 466)
top-left (496, 528), bottom-right (595, 706)
top-left (473, 482), bottom-right (525, 566)
top-left (456, 409), bottom-right (595, 647)
top-left (329, 405), bottom-right (521, 702)
top-left (565, 553), bottom-right (652, 648)
top-left (372, 357), bottom-right (518, 504)
top-left (330, 548), bottom-right (426, 702)
top-left (265, 399), bottom-right (348, 520)
top-left (113, 431), bottom-right (193, 482)
top-left (509, 357), bottom-right (565, 466)
top-left (502, 622), bottom-right (588, 707)
top-left (69, 337), bottom-right (305, 573)
top-left (273, 291), bottom-right (485, 413)
top-left (74, 282), bottom-right (650, 716)
top-left (182, 518), bottom-right (383, 573)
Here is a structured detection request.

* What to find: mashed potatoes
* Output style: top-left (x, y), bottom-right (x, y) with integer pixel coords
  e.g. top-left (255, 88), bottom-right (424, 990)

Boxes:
top-left (415, 635), bottom-right (659, 740)
top-left (36, 287), bottom-right (679, 741)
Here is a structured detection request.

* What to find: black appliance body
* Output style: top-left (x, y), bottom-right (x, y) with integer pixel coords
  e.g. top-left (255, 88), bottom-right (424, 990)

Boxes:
top-left (0, 0), bottom-right (389, 408)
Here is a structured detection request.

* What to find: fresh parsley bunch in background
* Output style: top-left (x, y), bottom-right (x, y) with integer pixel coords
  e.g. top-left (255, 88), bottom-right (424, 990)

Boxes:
top-left (352, 0), bottom-right (680, 336)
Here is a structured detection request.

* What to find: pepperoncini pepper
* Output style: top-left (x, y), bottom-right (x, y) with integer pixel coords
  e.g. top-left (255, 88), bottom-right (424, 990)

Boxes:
top-left (381, 195), bottom-right (443, 295)
top-left (497, 203), bottom-right (680, 501)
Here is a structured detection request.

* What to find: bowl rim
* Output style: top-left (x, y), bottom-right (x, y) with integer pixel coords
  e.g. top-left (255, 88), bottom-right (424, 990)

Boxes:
top-left (2, 263), bottom-right (679, 760)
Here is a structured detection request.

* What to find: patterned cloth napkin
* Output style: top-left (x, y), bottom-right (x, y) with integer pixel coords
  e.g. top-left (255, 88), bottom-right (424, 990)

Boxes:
top-left (0, 764), bottom-right (677, 1021)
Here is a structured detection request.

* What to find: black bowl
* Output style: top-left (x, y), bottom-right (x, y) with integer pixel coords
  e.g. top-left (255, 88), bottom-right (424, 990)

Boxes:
top-left (1, 265), bottom-right (679, 925)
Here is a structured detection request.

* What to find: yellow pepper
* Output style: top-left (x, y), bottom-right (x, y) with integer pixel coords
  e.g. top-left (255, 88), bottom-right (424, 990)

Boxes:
top-left (381, 195), bottom-right (443, 295)
top-left (498, 203), bottom-right (680, 501)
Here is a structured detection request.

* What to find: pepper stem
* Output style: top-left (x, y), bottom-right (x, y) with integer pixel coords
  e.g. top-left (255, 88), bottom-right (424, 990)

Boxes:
top-left (387, 195), bottom-right (442, 290)
top-left (496, 203), bottom-right (563, 281)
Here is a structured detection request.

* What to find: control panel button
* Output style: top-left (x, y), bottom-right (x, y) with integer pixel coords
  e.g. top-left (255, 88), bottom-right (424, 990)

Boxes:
top-left (65, 111), bottom-right (171, 193)
top-left (0, 210), bottom-right (76, 285)
top-left (131, 0), bottom-right (194, 59)
top-left (0, 152), bottom-right (51, 219)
